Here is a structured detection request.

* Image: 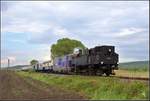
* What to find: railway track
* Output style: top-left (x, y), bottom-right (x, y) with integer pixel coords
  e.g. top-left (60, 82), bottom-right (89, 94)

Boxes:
top-left (115, 76), bottom-right (149, 81)
top-left (32, 70), bottom-right (150, 82)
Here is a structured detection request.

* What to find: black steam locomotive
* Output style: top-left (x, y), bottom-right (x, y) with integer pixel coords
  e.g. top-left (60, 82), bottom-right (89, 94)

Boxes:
top-left (34, 45), bottom-right (119, 76)
top-left (70, 45), bottom-right (119, 76)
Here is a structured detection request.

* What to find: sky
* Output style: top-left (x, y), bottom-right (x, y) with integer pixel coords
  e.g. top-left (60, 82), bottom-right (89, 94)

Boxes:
top-left (1, 1), bottom-right (149, 67)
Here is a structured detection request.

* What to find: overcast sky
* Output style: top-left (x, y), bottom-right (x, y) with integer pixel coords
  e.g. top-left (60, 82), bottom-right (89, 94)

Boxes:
top-left (1, 1), bottom-right (149, 67)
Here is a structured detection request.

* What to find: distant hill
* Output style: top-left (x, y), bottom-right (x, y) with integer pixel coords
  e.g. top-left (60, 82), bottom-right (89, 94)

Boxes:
top-left (119, 61), bottom-right (149, 71)
top-left (3, 65), bottom-right (31, 70)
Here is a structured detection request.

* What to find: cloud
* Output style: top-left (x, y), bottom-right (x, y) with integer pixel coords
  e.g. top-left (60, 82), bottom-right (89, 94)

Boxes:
top-left (1, 44), bottom-right (51, 67)
top-left (116, 27), bottom-right (146, 37)
top-left (2, 19), bottom-right (51, 34)
top-left (1, 1), bottom-right (149, 66)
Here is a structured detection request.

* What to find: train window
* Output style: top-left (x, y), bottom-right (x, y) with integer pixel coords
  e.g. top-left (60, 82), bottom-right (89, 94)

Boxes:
top-left (37, 64), bottom-right (39, 69)
top-left (79, 49), bottom-right (82, 55)
top-left (66, 56), bottom-right (68, 59)
top-left (58, 58), bottom-right (62, 65)
top-left (85, 49), bottom-right (89, 55)
top-left (89, 50), bottom-right (91, 54)
top-left (69, 61), bottom-right (72, 67)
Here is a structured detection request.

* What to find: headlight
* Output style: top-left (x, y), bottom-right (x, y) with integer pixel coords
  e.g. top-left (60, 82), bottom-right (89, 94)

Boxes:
top-left (101, 61), bottom-right (104, 64)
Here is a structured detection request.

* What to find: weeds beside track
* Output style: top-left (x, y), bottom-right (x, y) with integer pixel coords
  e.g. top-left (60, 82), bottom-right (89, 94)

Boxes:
top-left (17, 71), bottom-right (149, 100)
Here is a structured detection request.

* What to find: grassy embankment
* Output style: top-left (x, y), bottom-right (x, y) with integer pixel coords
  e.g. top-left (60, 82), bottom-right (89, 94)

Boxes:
top-left (17, 71), bottom-right (149, 100)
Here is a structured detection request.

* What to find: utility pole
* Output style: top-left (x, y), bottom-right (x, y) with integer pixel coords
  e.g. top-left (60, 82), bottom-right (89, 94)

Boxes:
top-left (8, 58), bottom-right (10, 69)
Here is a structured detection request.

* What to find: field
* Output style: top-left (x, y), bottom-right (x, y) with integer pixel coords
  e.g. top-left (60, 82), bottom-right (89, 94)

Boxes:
top-left (0, 68), bottom-right (149, 100)
top-left (0, 70), bottom-right (85, 100)
top-left (119, 61), bottom-right (149, 72)
top-left (115, 70), bottom-right (149, 78)
top-left (17, 70), bottom-right (149, 100)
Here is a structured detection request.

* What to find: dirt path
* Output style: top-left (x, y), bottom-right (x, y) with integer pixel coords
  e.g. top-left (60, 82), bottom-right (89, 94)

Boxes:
top-left (0, 70), bottom-right (85, 100)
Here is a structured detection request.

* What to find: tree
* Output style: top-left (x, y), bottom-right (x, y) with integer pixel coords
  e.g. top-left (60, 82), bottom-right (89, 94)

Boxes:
top-left (51, 38), bottom-right (85, 59)
top-left (30, 60), bottom-right (39, 65)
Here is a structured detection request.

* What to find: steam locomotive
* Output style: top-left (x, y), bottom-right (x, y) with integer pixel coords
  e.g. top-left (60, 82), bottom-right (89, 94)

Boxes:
top-left (33, 45), bottom-right (119, 76)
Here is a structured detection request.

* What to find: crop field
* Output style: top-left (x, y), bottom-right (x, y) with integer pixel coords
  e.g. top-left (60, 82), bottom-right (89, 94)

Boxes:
top-left (0, 70), bottom-right (85, 100)
top-left (115, 69), bottom-right (149, 78)
top-left (17, 70), bottom-right (149, 100)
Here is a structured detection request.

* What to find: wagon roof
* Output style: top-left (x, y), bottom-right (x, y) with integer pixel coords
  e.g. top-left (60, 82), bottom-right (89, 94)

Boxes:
top-left (43, 60), bottom-right (52, 64)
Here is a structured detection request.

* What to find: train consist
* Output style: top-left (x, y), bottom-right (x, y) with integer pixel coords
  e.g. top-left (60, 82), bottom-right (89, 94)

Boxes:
top-left (33, 45), bottom-right (119, 76)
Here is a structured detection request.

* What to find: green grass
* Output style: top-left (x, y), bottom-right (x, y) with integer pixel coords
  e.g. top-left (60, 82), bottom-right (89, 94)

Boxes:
top-left (17, 71), bottom-right (149, 100)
